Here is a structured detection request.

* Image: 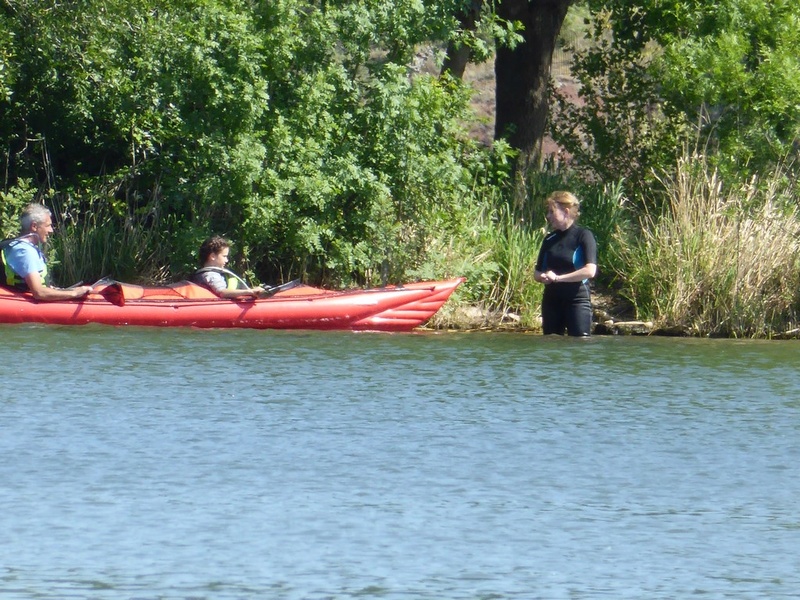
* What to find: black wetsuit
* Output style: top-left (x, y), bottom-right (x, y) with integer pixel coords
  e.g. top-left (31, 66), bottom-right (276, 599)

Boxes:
top-left (535, 225), bottom-right (597, 336)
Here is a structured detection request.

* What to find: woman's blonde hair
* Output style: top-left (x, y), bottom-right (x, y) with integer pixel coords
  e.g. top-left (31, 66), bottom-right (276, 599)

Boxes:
top-left (546, 191), bottom-right (581, 220)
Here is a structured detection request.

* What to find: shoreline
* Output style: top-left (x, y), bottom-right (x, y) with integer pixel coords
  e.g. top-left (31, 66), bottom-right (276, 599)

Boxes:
top-left (433, 294), bottom-right (800, 339)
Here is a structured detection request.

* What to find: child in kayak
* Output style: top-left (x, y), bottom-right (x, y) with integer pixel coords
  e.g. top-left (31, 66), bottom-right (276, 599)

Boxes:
top-left (191, 236), bottom-right (266, 299)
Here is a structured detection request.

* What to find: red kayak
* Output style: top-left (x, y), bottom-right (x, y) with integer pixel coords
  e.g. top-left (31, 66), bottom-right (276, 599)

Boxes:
top-left (0, 278), bottom-right (464, 331)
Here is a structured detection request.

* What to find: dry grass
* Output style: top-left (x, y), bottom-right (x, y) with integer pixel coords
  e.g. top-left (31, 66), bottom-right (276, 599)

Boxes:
top-left (620, 153), bottom-right (800, 337)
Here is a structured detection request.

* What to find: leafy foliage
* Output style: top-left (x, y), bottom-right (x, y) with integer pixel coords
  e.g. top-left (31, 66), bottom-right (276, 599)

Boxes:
top-left (0, 180), bottom-right (36, 239)
top-left (552, 0), bottom-right (800, 197)
top-left (1, 0), bottom-right (507, 289)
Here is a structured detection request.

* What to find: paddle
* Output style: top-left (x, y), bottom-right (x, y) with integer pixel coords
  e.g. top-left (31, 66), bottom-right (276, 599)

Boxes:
top-left (262, 278), bottom-right (303, 297)
top-left (90, 277), bottom-right (125, 306)
top-left (67, 275), bottom-right (112, 289)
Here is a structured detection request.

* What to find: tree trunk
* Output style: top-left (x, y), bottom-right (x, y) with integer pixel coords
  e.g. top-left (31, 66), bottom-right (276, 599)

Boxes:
top-left (495, 0), bottom-right (572, 174)
top-left (441, 41), bottom-right (471, 80)
top-left (440, 0), bottom-right (484, 79)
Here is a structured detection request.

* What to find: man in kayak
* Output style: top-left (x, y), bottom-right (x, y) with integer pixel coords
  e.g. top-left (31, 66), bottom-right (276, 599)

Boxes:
top-left (0, 203), bottom-right (92, 301)
top-left (191, 236), bottom-right (266, 299)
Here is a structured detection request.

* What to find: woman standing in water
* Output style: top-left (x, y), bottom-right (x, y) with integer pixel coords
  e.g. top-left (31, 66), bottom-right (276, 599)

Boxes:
top-left (534, 191), bottom-right (597, 336)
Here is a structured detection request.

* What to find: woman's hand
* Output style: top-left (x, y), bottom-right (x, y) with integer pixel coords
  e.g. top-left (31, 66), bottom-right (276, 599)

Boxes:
top-left (540, 270), bottom-right (559, 284)
top-left (536, 263), bottom-right (597, 285)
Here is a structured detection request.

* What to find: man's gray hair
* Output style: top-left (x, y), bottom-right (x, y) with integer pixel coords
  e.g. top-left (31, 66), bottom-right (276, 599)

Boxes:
top-left (20, 203), bottom-right (52, 233)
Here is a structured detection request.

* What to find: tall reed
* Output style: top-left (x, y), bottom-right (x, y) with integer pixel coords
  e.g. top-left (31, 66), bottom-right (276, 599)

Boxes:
top-left (418, 199), bottom-right (544, 329)
top-left (51, 194), bottom-right (171, 286)
top-left (618, 153), bottom-right (800, 336)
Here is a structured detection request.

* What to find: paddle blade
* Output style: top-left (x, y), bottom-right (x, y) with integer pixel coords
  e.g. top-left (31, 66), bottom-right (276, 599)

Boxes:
top-left (97, 282), bottom-right (125, 306)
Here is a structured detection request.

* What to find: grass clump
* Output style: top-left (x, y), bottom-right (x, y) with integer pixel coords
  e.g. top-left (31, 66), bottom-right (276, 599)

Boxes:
top-left (51, 193), bottom-right (172, 286)
top-left (415, 199), bottom-right (544, 329)
top-left (617, 152), bottom-right (800, 337)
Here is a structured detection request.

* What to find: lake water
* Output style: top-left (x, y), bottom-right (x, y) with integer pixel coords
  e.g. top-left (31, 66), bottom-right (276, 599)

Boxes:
top-left (1, 326), bottom-right (798, 599)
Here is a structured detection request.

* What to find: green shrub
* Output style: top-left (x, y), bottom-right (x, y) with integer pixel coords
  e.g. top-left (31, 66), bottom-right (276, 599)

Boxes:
top-left (0, 181), bottom-right (37, 239)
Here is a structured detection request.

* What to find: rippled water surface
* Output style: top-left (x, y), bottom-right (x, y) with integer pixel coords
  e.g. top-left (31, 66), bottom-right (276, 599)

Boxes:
top-left (1, 326), bottom-right (799, 599)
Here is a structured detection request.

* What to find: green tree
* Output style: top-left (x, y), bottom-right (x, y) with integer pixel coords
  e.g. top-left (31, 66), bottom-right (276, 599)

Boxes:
top-left (1, 0), bottom-right (505, 286)
top-left (247, 0), bottom-right (501, 285)
top-left (552, 0), bottom-right (800, 196)
top-left (658, 0), bottom-right (800, 173)
top-left (438, 0), bottom-right (576, 185)
top-left (0, 6), bottom-right (13, 106)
